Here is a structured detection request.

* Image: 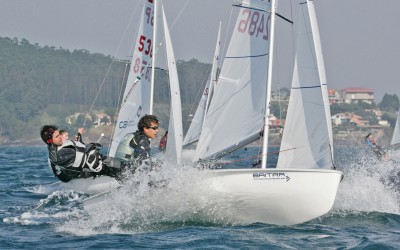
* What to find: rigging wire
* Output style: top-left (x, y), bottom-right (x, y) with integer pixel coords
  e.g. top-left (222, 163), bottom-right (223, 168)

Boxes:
top-left (81, 1), bottom-right (141, 131)
top-left (90, 0), bottom-right (193, 149)
top-left (182, 61), bottom-right (213, 134)
top-left (114, 0), bottom-right (192, 107)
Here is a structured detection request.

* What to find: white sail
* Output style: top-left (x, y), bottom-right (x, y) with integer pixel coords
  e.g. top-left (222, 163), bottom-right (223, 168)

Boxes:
top-left (162, 5), bottom-right (183, 164)
top-left (193, 0), bottom-right (271, 161)
top-left (276, 1), bottom-right (333, 169)
top-left (183, 23), bottom-right (221, 146)
top-left (109, 1), bottom-right (155, 158)
top-left (82, 0), bottom-right (343, 226)
top-left (391, 112), bottom-right (400, 145)
top-left (308, 0), bottom-right (334, 160)
top-left (191, 0), bottom-right (343, 226)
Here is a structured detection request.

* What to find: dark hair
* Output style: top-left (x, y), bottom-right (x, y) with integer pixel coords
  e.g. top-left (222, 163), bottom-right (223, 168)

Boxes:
top-left (59, 130), bottom-right (67, 135)
top-left (40, 125), bottom-right (58, 145)
top-left (138, 114), bottom-right (159, 131)
top-left (365, 133), bottom-right (372, 139)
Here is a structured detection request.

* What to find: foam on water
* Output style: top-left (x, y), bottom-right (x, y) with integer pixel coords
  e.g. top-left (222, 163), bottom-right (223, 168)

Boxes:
top-left (25, 183), bottom-right (62, 194)
top-left (333, 148), bottom-right (400, 215)
top-left (14, 146), bottom-right (398, 235)
top-left (57, 160), bottom-right (239, 235)
top-left (3, 190), bottom-right (85, 226)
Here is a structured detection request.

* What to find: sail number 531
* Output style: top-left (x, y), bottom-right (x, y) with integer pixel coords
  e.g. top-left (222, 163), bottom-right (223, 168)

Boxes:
top-left (238, 9), bottom-right (270, 40)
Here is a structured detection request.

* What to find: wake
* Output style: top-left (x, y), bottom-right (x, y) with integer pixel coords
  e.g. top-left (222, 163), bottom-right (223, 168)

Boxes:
top-left (333, 147), bottom-right (400, 215)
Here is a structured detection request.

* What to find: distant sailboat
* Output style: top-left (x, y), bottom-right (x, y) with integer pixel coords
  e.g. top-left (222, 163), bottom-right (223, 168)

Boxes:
top-left (193, 0), bottom-right (343, 225)
top-left (391, 111), bottom-right (400, 147)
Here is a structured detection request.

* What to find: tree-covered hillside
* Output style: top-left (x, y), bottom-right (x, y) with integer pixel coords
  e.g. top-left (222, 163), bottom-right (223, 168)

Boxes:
top-left (0, 37), bottom-right (211, 143)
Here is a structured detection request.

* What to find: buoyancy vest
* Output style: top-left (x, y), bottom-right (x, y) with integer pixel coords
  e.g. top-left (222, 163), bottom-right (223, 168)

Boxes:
top-left (59, 140), bottom-right (86, 168)
top-left (115, 133), bottom-right (135, 161)
top-left (48, 140), bottom-right (92, 182)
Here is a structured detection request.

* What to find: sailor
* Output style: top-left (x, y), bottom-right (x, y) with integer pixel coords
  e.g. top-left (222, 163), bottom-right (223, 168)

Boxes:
top-left (158, 130), bottom-right (168, 152)
top-left (115, 114), bottom-right (160, 172)
top-left (365, 132), bottom-right (387, 161)
top-left (40, 125), bottom-right (119, 182)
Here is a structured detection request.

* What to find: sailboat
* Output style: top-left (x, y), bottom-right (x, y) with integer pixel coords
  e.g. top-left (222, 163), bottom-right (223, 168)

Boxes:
top-left (391, 111), bottom-right (400, 147)
top-left (183, 23), bottom-right (221, 147)
top-left (58, 0), bottom-right (183, 193)
top-left (387, 110), bottom-right (400, 161)
top-left (194, 0), bottom-right (343, 225)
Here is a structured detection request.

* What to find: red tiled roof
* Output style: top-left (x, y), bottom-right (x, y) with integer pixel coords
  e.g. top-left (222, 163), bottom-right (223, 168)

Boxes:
top-left (328, 89), bottom-right (337, 95)
top-left (340, 87), bottom-right (374, 93)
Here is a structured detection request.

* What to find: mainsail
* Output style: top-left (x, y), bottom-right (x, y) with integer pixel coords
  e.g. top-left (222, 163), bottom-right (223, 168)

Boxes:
top-left (109, 1), bottom-right (155, 158)
top-left (193, 0), bottom-right (272, 161)
top-left (276, 1), bottom-right (333, 169)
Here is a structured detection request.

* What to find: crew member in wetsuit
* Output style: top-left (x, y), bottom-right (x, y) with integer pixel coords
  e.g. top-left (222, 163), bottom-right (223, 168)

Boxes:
top-left (130, 114), bottom-right (160, 166)
top-left (115, 115), bottom-right (160, 173)
top-left (365, 132), bottom-right (387, 161)
top-left (40, 125), bottom-right (119, 182)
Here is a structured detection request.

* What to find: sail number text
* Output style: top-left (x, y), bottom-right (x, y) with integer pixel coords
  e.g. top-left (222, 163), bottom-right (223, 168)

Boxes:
top-left (238, 9), bottom-right (271, 40)
top-left (145, 6), bottom-right (154, 27)
top-left (133, 57), bottom-right (151, 80)
top-left (134, 34), bottom-right (153, 79)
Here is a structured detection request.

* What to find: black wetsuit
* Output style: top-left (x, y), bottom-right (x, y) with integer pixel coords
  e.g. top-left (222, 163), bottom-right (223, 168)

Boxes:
top-left (48, 143), bottom-right (85, 182)
top-left (129, 130), bottom-right (151, 166)
top-left (48, 142), bottom-right (119, 182)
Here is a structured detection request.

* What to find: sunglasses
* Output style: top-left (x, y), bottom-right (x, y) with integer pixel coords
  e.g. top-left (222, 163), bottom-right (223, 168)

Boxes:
top-left (147, 126), bottom-right (159, 130)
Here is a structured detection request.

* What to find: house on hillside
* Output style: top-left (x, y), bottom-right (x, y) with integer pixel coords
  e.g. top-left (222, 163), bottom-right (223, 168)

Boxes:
top-left (340, 87), bottom-right (374, 104)
top-left (66, 112), bottom-right (111, 127)
top-left (93, 113), bottom-right (112, 127)
top-left (331, 112), bottom-right (369, 127)
top-left (328, 89), bottom-right (342, 104)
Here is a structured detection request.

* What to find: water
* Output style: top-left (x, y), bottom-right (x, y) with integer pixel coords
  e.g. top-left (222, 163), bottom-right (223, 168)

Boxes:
top-left (1, 146), bottom-right (399, 249)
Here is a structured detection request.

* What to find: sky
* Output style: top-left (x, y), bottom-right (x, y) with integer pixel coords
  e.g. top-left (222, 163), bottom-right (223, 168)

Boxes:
top-left (0, 0), bottom-right (399, 102)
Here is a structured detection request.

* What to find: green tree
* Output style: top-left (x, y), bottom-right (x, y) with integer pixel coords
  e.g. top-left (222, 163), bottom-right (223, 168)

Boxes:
top-left (378, 94), bottom-right (399, 112)
top-left (0, 37), bottom-right (217, 142)
top-left (381, 113), bottom-right (397, 128)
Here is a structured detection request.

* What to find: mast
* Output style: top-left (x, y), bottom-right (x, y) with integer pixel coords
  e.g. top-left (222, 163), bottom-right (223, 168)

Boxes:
top-left (261, 0), bottom-right (277, 169)
top-left (150, 0), bottom-right (158, 114)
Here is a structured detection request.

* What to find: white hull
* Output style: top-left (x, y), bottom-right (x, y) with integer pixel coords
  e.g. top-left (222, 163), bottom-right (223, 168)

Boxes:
top-left (57, 176), bottom-right (121, 194)
top-left (203, 168), bottom-right (343, 225)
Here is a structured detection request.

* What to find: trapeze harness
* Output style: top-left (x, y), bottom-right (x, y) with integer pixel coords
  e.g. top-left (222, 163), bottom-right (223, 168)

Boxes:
top-left (48, 140), bottom-right (104, 182)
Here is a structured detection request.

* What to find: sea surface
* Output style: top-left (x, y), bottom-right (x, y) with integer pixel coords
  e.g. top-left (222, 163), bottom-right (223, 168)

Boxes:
top-left (1, 146), bottom-right (399, 249)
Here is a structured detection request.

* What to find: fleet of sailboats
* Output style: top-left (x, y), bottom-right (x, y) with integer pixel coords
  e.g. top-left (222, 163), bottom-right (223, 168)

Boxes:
top-left (60, 0), bottom-right (344, 225)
